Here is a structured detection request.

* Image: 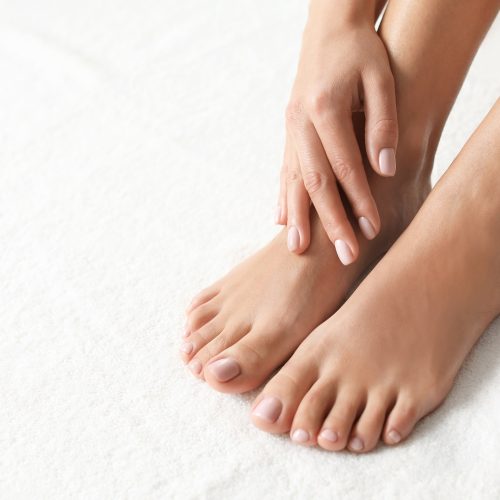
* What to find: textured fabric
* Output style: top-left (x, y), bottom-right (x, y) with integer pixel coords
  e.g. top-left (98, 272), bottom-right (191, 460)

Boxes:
top-left (1, 1), bottom-right (499, 498)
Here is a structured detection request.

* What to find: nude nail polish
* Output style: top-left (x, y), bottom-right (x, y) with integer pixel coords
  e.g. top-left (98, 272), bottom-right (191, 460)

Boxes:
top-left (319, 429), bottom-right (338, 443)
top-left (291, 429), bottom-right (309, 443)
top-left (252, 397), bottom-right (283, 423)
top-left (388, 430), bottom-right (402, 444)
top-left (349, 436), bottom-right (364, 452)
top-left (180, 342), bottom-right (193, 354)
top-left (189, 359), bottom-right (202, 375)
top-left (334, 240), bottom-right (354, 265)
top-left (358, 216), bottom-right (377, 240)
top-left (207, 358), bottom-right (241, 382)
top-left (287, 226), bottom-right (300, 252)
top-left (379, 148), bottom-right (396, 176)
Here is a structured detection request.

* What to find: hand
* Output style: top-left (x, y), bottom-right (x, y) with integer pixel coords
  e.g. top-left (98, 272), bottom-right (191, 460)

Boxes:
top-left (277, 5), bottom-right (398, 265)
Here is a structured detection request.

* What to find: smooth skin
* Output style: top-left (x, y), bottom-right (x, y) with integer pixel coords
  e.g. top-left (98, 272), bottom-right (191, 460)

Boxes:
top-left (252, 100), bottom-right (500, 453)
top-left (280, 0), bottom-right (398, 263)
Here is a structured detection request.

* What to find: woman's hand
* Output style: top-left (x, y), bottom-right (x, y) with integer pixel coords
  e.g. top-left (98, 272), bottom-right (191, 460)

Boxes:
top-left (277, 1), bottom-right (397, 265)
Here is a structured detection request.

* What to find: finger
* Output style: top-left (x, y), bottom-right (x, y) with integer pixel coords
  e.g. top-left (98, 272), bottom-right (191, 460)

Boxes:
top-left (276, 135), bottom-right (291, 225)
top-left (286, 111), bottom-right (358, 264)
top-left (363, 69), bottom-right (398, 177)
top-left (286, 150), bottom-right (310, 254)
top-left (313, 107), bottom-right (381, 241)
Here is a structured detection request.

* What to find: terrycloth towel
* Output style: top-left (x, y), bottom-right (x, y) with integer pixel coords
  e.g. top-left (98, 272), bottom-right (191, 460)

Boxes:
top-left (1, 1), bottom-right (499, 498)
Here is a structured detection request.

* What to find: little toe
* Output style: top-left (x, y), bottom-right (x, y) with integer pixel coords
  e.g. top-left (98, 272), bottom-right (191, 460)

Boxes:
top-left (289, 379), bottom-right (337, 446)
top-left (318, 389), bottom-right (363, 451)
top-left (251, 360), bottom-right (318, 434)
top-left (186, 301), bottom-right (219, 334)
top-left (185, 286), bottom-right (219, 314)
top-left (348, 392), bottom-right (391, 453)
top-left (383, 395), bottom-right (422, 446)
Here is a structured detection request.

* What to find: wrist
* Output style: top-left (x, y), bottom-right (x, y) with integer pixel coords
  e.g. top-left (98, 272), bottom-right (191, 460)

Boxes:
top-left (307, 0), bottom-right (378, 29)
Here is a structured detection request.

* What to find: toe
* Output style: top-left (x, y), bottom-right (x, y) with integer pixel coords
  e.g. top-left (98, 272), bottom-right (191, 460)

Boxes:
top-left (180, 317), bottom-right (224, 363)
top-left (251, 359), bottom-right (318, 434)
top-left (185, 286), bottom-right (219, 314)
top-left (186, 301), bottom-right (219, 334)
top-left (289, 379), bottom-right (336, 446)
top-left (204, 323), bottom-right (308, 393)
top-left (383, 394), bottom-right (422, 446)
top-left (348, 392), bottom-right (392, 453)
top-left (318, 389), bottom-right (363, 451)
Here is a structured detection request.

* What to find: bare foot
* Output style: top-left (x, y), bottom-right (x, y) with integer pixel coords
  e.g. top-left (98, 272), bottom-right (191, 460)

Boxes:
top-left (182, 128), bottom-right (431, 393)
top-left (250, 103), bottom-right (500, 451)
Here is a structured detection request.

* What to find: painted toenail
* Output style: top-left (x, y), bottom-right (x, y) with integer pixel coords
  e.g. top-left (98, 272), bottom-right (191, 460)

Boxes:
top-left (180, 342), bottom-right (193, 354)
top-left (291, 429), bottom-right (309, 443)
top-left (252, 397), bottom-right (283, 423)
top-left (358, 216), bottom-right (377, 240)
top-left (188, 359), bottom-right (202, 375)
top-left (207, 358), bottom-right (241, 382)
top-left (349, 437), bottom-right (364, 452)
top-left (183, 329), bottom-right (190, 337)
top-left (287, 226), bottom-right (300, 252)
top-left (319, 429), bottom-right (338, 443)
top-left (379, 148), bottom-right (397, 176)
top-left (334, 240), bottom-right (354, 265)
top-left (387, 430), bottom-right (402, 444)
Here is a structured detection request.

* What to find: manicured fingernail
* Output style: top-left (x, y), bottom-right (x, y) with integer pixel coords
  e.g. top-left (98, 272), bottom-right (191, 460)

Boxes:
top-left (387, 429), bottom-right (402, 444)
top-left (291, 429), bottom-right (309, 443)
top-left (349, 436), bottom-right (364, 452)
top-left (180, 342), bottom-right (193, 354)
top-left (358, 216), bottom-right (377, 240)
top-left (252, 396), bottom-right (283, 423)
top-left (379, 148), bottom-right (396, 176)
top-left (334, 240), bottom-right (354, 265)
top-left (189, 359), bottom-right (202, 375)
top-left (207, 358), bottom-right (241, 382)
top-left (319, 429), bottom-right (338, 443)
top-left (275, 206), bottom-right (282, 224)
top-left (287, 226), bottom-right (300, 252)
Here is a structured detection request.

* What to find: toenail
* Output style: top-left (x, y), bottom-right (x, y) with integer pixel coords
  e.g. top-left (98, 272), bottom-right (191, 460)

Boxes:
top-left (183, 329), bottom-right (190, 337)
top-left (180, 342), bottom-right (193, 354)
top-left (252, 397), bottom-right (283, 423)
top-left (189, 359), bottom-right (202, 375)
top-left (379, 148), bottom-right (396, 176)
top-left (287, 226), bottom-right (300, 252)
top-left (207, 358), bottom-right (241, 382)
top-left (291, 429), bottom-right (309, 443)
top-left (349, 437), bottom-right (364, 452)
top-left (319, 429), bottom-right (338, 443)
top-left (387, 429), bottom-right (402, 444)
top-left (334, 240), bottom-right (354, 265)
top-left (358, 216), bottom-right (377, 240)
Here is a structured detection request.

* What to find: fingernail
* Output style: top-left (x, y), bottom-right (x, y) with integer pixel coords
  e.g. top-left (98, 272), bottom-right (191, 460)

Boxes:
top-left (275, 206), bottom-right (282, 224)
top-left (287, 226), bottom-right (300, 252)
top-left (180, 342), bottom-right (193, 354)
top-left (349, 436), bottom-right (364, 452)
top-left (379, 148), bottom-right (396, 176)
top-left (291, 429), bottom-right (309, 443)
top-left (358, 216), bottom-right (377, 240)
top-left (207, 358), bottom-right (241, 382)
top-left (387, 429), bottom-right (402, 444)
top-left (189, 359), bottom-right (202, 375)
top-left (334, 240), bottom-right (354, 265)
top-left (319, 429), bottom-right (338, 443)
top-left (252, 396), bottom-right (283, 423)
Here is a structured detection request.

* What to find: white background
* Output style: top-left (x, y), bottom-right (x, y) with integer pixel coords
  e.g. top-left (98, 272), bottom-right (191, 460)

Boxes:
top-left (1, 1), bottom-right (499, 498)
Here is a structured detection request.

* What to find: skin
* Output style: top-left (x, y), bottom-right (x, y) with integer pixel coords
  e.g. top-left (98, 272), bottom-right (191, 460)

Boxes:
top-left (251, 100), bottom-right (500, 452)
top-left (182, 0), bottom-right (498, 450)
top-left (280, 0), bottom-right (398, 262)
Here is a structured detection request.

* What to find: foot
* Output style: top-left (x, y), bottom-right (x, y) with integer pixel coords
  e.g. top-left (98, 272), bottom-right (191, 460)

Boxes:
top-left (250, 105), bottom-right (500, 451)
top-left (182, 136), bottom-right (431, 393)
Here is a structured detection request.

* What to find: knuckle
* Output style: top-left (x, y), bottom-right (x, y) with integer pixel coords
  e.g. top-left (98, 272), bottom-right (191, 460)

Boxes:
top-left (287, 169), bottom-right (300, 184)
top-left (285, 99), bottom-right (303, 125)
top-left (303, 170), bottom-right (326, 194)
top-left (308, 90), bottom-right (330, 115)
top-left (372, 118), bottom-right (398, 140)
top-left (332, 156), bottom-right (351, 182)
